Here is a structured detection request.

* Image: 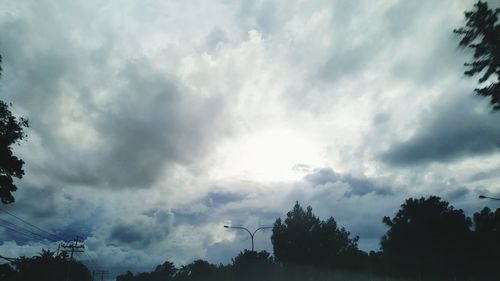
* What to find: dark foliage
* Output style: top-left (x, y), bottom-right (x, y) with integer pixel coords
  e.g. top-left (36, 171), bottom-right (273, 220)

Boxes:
top-left (231, 250), bottom-right (278, 281)
top-left (469, 207), bottom-right (500, 278)
top-left (0, 263), bottom-right (16, 280)
top-left (272, 201), bottom-right (363, 271)
top-left (116, 271), bottom-right (135, 281)
top-left (116, 261), bottom-right (177, 281)
top-left (0, 54), bottom-right (29, 204)
top-left (175, 259), bottom-right (218, 281)
top-left (0, 249), bottom-right (91, 281)
top-left (454, 1), bottom-right (500, 110)
top-left (379, 196), bottom-right (500, 281)
top-left (112, 195), bottom-right (500, 281)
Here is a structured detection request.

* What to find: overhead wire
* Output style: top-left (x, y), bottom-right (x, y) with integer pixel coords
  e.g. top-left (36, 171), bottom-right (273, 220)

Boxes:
top-left (0, 207), bottom-right (102, 270)
top-left (0, 207), bottom-right (67, 258)
top-left (0, 222), bottom-right (41, 241)
top-left (0, 218), bottom-right (54, 241)
top-left (0, 207), bottom-right (64, 241)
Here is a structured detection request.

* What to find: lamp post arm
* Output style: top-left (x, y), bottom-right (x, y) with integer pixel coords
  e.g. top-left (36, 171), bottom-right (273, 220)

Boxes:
top-left (228, 226), bottom-right (253, 238)
top-left (479, 195), bottom-right (500, 201)
top-left (224, 225), bottom-right (272, 252)
top-left (252, 226), bottom-right (272, 237)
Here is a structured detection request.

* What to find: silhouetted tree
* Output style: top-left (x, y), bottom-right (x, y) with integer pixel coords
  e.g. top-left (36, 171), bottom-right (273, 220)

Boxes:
top-left (12, 249), bottom-right (91, 281)
top-left (0, 54), bottom-right (29, 204)
top-left (454, 1), bottom-right (500, 110)
top-left (116, 270), bottom-right (135, 281)
top-left (381, 196), bottom-right (472, 280)
top-left (149, 260), bottom-right (177, 281)
top-left (232, 249), bottom-right (274, 269)
top-left (176, 259), bottom-right (218, 281)
top-left (231, 250), bottom-right (277, 281)
top-left (272, 201), bottom-right (361, 270)
top-left (0, 263), bottom-right (16, 281)
top-left (469, 207), bottom-right (500, 277)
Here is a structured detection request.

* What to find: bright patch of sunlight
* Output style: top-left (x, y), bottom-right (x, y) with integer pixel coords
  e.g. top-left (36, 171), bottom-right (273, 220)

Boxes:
top-left (211, 128), bottom-right (323, 182)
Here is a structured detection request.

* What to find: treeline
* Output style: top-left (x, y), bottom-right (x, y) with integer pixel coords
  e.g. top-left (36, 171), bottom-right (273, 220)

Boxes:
top-left (0, 249), bottom-right (90, 281)
top-left (116, 196), bottom-right (500, 281)
top-left (0, 196), bottom-right (499, 281)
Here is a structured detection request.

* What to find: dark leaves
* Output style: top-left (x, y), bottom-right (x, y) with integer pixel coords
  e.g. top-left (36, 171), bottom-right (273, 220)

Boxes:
top-left (454, 1), bottom-right (500, 110)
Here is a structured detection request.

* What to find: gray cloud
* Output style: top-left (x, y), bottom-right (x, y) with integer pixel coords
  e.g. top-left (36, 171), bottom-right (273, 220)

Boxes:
top-left (446, 186), bottom-right (470, 201)
top-left (467, 166), bottom-right (500, 182)
top-left (109, 224), bottom-right (146, 246)
top-left (380, 95), bottom-right (500, 166)
top-left (305, 167), bottom-right (392, 196)
top-left (304, 167), bottom-right (339, 186)
top-left (107, 209), bottom-right (173, 249)
top-left (0, 14), bottom-right (232, 189)
top-left (1, 0), bottom-right (496, 274)
top-left (205, 190), bottom-right (246, 208)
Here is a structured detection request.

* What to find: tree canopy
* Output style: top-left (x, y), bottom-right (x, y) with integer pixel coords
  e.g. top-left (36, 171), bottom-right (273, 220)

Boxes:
top-left (0, 249), bottom-right (91, 281)
top-left (454, 1), bottom-right (500, 110)
top-left (71, 196), bottom-right (500, 281)
top-left (470, 206), bottom-right (500, 274)
top-left (0, 54), bottom-right (29, 204)
top-left (381, 196), bottom-right (472, 279)
top-left (271, 201), bottom-right (361, 269)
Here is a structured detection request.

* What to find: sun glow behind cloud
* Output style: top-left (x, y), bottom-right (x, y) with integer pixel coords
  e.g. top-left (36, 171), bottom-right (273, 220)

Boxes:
top-left (211, 128), bottom-right (323, 182)
top-left (1, 0), bottom-right (496, 272)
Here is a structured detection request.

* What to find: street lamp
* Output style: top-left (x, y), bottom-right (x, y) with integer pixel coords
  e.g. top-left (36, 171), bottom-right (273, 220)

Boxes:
top-left (479, 195), bottom-right (500, 201)
top-left (223, 225), bottom-right (272, 251)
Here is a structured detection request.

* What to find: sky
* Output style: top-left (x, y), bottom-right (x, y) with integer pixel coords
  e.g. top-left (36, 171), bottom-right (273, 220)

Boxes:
top-left (0, 0), bottom-right (499, 277)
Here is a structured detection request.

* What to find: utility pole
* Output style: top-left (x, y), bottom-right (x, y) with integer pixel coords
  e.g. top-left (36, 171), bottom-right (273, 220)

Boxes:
top-left (61, 236), bottom-right (85, 261)
top-left (62, 236), bottom-right (85, 281)
top-left (93, 270), bottom-right (109, 281)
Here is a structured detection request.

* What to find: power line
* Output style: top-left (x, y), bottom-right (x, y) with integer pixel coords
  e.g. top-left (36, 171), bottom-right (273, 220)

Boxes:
top-left (0, 222), bottom-right (42, 240)
top-left (0, 207), bottom-right (64, 241)
top-left (0, 208), bottom-right (101, 275)
top-left (0, 218), bottom-right (54, 241)
top-left (0, 221), bottom-right (61, 256)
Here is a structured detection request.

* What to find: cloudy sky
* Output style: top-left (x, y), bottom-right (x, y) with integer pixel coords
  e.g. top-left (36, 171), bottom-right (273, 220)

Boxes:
top-left (1, 0), bottom-right (499, 276)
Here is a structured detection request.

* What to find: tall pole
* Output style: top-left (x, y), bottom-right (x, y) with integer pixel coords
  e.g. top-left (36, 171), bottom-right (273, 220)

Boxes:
top-left (223, 225), bottom-right (272, 251)
top-left (62, 236), bottom-right (85, 281)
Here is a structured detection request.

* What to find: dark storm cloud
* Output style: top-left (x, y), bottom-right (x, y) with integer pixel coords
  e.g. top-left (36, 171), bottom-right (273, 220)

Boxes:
top-left (4, 185), bottom-right (63, 219)
top-left (107, 209), bottom-right (173, 249)
top-left (467, 167), bottom-right (500, 182)
top-left (0, 184), bottom-right (99, 245)
top-left (380, 96), bottom-right (500, 166)
top-left (206, 191), bottom-right (246, 208)
top-left (446, 186), bottom-right (470, 201)
top-left (0, 14), bottom-right (231, 189)
top-left (0, 0), bottom-right (493, 270)
top-left (84, 61), bottom-right (227, 188)
top-left (304, 167), bottom-right (339, 186)
top-left (342, 175), bottom-right (392, 197)
top-left (109, 224), bottom-right (146, 246)
top-left (305, 167), bottom-right (392, 196)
